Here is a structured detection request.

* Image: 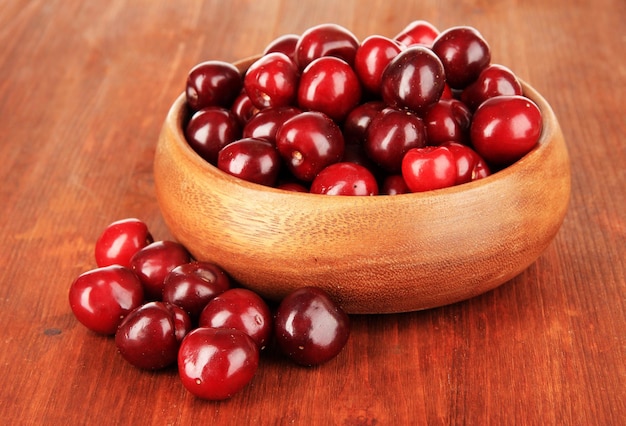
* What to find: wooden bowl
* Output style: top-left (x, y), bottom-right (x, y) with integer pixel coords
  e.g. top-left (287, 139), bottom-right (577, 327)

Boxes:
top-left (153, 57), bottom-right (570, 314)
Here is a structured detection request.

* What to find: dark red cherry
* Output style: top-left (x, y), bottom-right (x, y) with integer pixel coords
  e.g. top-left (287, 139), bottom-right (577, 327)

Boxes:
top-left (185, 107), bottom-right (241, 165)
top-left (217, 138), bottom-right (281, 187)
top-left (381, 46), bottom-right (446, 115)
top-left (275, 111), bottom-right (345, 181)
top-left (381, 174), bottom-right (410, 195)
top-left (244, 52), bottom-right (299, 109)
top-left (365, 107), bottom-right (427, 173)
top-left (441, 141), bottom-right (491, 184)
top-left (354, 35), bottom-right (403, 94)
top-left (393, 20), bottom-right (440, 47)
top-left (162, 261), bottom-right (231, 321)
top-left (263, 34), bottom-right (300, 62)
top-left (423, 98), bottom-right (472, 146)
top-left (460, 63), bottom-right (523, 111)
top-left (310, 162), bottom-right (379, 196)
top-left (295, 23), bottom-right (360, 70)
top-left (231, 90), bottom-right (260, 125)
top-left (186, 61), bottom-right (242, 111)
top-left (94, 218), bottom-right (153, 269)
top-left (297, 56), bottom-right (362, 122)
top-left (342, 101), bottom-right (386, 145)
top-left (242, 106), bottom-right (301, 144)
top-left (431, 26), bottom-right (491, 89)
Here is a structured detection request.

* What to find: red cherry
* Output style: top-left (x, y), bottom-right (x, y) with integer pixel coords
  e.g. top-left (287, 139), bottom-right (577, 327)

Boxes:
top-left (277, 181), bottom-right (309, 192)
top-left (94, 218), bottom-right (153, 268)
top-left (423, 98), bottom-right (472, 146)
top-left (310, 162), bottom-right (379, 196)
top-left (242, 106), bottom-right (301, 144)
top-left (401, 146), bottom-right (457, 192)
top-left (178, 327), bottom-right (259, 400)
top-left (381, 46), bottom-right (446, 115)
top-left (393, 20), bottom-right (440, 47)
top-left (297, 56), bottom-right (362, 122)
top-left (275, 111), bottom-right (345, 181)
top-left (185, 107), bottom-right (241, 165)
top-left (342, 101), bottom-right (386, 145)
top-left (186, 60), bottom-right (242, 111)
top-left (162, 261), bottom-right (231, 321)
top-left (130, 240), bottom-right (191, 300)
top-left (231, 90), bottom-right (260, 125)
top-left (441, 141), bottom-right (491, 185)
top-left (115, 301), bottom-right (192, 370)
top-left (353, 35), bottom-right (402, 94)
top-left (244, 52), bottom-right (300, 109)
top-left (295, 23), bottom-right (360, 70)
top-left (381, 174), bottom-right (410, 195)
top-left (217, 138), bottom-right (281, 187)
top-left (470, 95), bottom-right (543, 166)
top-left (68, 265), bottom-right (144, 335)
top-left (263, 34), bottom-right (300, 62)
top-left (431, 26), bottom-right (491, 89)
top-left (460, 63), bottom-right (523, 111)
top-left (199, 288), bottom-right (273, 350)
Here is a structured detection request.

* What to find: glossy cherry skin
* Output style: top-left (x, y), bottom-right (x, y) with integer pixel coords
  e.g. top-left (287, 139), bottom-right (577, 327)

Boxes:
top-left (381, 46), bottom-right (446, 115)
top-left (431, 26), bottom-right (491, 89)
top-left (115, 301), bottom-right (192, 370)
top-left (198, 288), bottom-right (273, 350)
top-left (69, 265), bottom-right (144, 335)
top-left (162, 261), bottom-right (231, 321)
top-left (242, 106), bottom-right (301, 144)
top-left (423, 98), bottom-right (472, 146)
top-left (178, 327), bottom-right (259, 400)
top-left (244, 52), bottom-right (299, 109)
top-left (310, 162), bottom-right (379, 196)
top-left (295, 23), bottom-right (360, 70)
top-left (217, 138), bottom-right (281, 187)
top-left (297, 56), bottom-right (362, 122)
top-left (393, 20), bottom-right (440, 47)
top-left (470, 95), bottom-right (543, 166)
top-left (94, 218), bottom-right (153, 268)
top-left (381, 174), bottom-right (410, 195)
top-left (342, 101), bottom-right (386, 145)
top-left (186, 60), bottom-right (242, 111)
top-left (460, 63), bottom-right (523, 111)
top-left (365, 107), bottom-right (427, 173)
top-left (130, 240), bottom-right (191, 300)
top-left (185, 107), bottom-right (241, 165)
top-left (441, 141), bottom-right (491, 184)
top-left (275, 111), bottom-right (345, 181)
top-left (401, 146), bottom-right (457, 192)
top-left (230, 90), bottom-right (260, 125)
top-left (274, 286), bottom-right (350, 366)
top-left (263, 33), bottom-right (300, 62)
top-left (354, 35), bottom-right (403, 94)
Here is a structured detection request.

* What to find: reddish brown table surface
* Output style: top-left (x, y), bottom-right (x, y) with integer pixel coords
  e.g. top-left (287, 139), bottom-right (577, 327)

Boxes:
top-left (1, 0), bottom-right (624, 424)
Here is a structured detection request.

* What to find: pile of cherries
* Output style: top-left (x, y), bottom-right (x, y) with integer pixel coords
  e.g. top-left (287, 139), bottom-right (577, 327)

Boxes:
top-left (184, 21), bottom-right (543, 195)
top-left (68, 218), bottom-right (350, 400)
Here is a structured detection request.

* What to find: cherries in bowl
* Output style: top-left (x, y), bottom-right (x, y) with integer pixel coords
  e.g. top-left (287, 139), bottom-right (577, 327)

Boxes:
top-left (154, 25), bottom-right (571, 314)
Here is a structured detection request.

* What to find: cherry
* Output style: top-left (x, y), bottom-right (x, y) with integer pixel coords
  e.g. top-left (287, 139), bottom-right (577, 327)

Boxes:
top-left (244, 52), bottom-right (300, 109)
top-left (186, 60), bottom-right (242, 111)
top-left (162, 261), bottom-right (231, 321)
top-left (198, 288), bottom-right (273, 350)
top-left (297, 56), bottom-right (362, 122)
top-left (393, 20), bottom-right (440, 47)
top-left (431, 26), bottom-right (491, 90)
top-left (381, 46), bottom-right (446, 115)
top-left (94, 218), bottom-right (153, 268)
top-left (115, 301), bottom-right (192, 370)
top-left (178, 327), bottom-right (259, 400)
top-left (441, 141), bottom-right (491, 184)
top-left (277, 181), bottom-right (309, 192)
top-left (263, 33), bottom-right (300, 62)
top-left (381, 174), bottom-right (410, 195)
top-left (274, 286), bottom-right (350, 366)
top-left (365, 107), bottom-right (427, 173)
top-left (130, 240), bottom-right (191, 300)
top-left (185, 107), bottom-right (241, 165)
top-left (230, 90), bottom-right (260, 125)
top-left (460, 63), bottom-right (523, 111)
top-left (275, 111), bottom-right (345, 181)
top-left (470, 95), bottom-right (543, 166)
top-left (353, 35), bottom-right (403, 94)
top-left (401, 146), bottom-right (457, 192)
top-left (423, 98), bottom-right (472, 146)
top-left (295, 23), bottom-right (360, 70)
top-left (69, 265), bottom-right (144, 335)
top-left (310, 162), bottom-right (379, 196)
top-left (217, 138), bottom-right (281, 187)
top-left (342, 101), bottom-right (386, 145)
top-left (242, 106), bottom-right (301, 144)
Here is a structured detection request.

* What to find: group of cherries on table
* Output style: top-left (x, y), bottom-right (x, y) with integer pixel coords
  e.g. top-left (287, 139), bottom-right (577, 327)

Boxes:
top-left (69, 21), bottom-right (543, 401)
top-left (185, 21), bottom-right (543, 195)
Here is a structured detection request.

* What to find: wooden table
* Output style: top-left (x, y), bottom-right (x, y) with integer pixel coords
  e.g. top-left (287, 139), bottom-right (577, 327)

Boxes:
top-left (1, 0), bottom-right (624, 424)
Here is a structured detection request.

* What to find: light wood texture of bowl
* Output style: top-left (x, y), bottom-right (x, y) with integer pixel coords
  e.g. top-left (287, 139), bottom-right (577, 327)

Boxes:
top-left (154, 57), bottom-right (571, 314)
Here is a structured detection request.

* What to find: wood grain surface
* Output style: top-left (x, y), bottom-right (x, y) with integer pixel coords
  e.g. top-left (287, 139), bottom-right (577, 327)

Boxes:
top-left (1, 0), bottom-right (624, 424)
